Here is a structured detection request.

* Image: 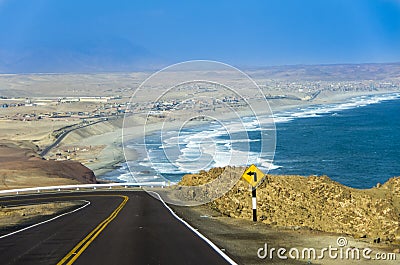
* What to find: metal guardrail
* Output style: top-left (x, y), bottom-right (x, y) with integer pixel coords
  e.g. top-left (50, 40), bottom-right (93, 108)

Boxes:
top-left (0, 182), bottom-right (167, 196)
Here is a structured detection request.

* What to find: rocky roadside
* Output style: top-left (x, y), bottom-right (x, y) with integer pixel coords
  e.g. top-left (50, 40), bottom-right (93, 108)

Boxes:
top-left (178, 167), bottom-right (400, 246)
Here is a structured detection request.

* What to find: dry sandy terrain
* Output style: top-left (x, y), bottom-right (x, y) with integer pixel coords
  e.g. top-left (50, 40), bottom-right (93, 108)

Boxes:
top-left (0, 201), bottom-right (86, 231)
top-left (0, 141), bottom-right (97, 189)
top-left (163, 167), bottom-right (400, 264)
top-left (0, 72), bottom-right (148, 97)
top-left (57, 119), bottom-right (126, 176)
top-left (172, 204), bottom-right (399, 265)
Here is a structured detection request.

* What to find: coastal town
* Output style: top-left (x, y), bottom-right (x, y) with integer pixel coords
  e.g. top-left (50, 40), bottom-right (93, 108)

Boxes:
top-left (0, 96), bottom-right (129, 121)
top-left (1, 77), bottom-right (399, 122)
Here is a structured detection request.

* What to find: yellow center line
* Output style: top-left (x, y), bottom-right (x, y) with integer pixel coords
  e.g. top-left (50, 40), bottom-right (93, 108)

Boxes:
top-left (57, 195), bottom-right (129, 265)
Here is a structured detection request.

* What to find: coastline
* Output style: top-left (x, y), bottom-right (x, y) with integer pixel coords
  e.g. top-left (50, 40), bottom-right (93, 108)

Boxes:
top-left (3, 89), bottom-right (397, 195)
top-left (88, 90), bottom-right (399, 181)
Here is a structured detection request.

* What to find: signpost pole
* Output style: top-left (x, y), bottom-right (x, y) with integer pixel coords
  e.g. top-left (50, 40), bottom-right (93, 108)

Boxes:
top-left (242, 165), bottom-right (264, 222)
top-left (252, 173), bottom-right (257, 222)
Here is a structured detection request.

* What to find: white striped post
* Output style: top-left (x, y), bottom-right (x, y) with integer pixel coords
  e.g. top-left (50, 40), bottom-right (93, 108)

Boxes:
top-left (252, 173), bottom-right (257, 222)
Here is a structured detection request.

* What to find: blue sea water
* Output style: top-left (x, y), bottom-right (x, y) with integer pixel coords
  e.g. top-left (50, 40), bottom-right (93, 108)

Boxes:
top-left (272, 95), bottom-right (400, 188)
top-left (101, 93), bottom-right (400, 189)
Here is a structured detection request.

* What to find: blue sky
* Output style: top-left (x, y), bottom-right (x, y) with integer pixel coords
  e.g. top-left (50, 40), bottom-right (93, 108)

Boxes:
top-left (0, 0), bottom-right (400, 72)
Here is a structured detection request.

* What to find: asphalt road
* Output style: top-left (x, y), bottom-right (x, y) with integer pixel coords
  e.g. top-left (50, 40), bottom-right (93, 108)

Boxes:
top-left (0, 191), bottom-right (233, 265)
top-left (39, 119), bottom-right (105, 157)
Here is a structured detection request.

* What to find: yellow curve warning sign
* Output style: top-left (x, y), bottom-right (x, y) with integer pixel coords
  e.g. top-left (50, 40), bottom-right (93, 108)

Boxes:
top-left (242, 164), bottom-right (265, 187)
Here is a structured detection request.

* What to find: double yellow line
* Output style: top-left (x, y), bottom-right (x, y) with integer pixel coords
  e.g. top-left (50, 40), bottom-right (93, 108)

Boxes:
top-left (57, 195), bottom-right (129, 265)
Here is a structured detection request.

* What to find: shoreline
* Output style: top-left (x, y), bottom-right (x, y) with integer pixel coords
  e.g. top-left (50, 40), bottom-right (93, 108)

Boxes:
top-left (93, 90), bottom-right (399, 181)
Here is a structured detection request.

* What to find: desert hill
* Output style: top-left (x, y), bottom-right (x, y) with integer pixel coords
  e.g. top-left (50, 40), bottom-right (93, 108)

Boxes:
top-left (0, 141), bottom-right (96, 189)
top-left (179, 167), bottom-right (400, 244)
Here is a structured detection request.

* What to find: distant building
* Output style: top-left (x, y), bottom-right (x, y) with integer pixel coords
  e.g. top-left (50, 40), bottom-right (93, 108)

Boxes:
top-left (79, 97), bottom-right (109, 103)
top-left (59, 96), bottom-right (110, 103)
top-left (60, 98), bottom-right (80, 103)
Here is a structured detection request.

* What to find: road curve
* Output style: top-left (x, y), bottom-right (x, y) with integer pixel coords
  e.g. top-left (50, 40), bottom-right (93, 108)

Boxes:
top-left (39, 119), bottom-right (105, 157)
top-left (0, 191), bottom-right (233, 265)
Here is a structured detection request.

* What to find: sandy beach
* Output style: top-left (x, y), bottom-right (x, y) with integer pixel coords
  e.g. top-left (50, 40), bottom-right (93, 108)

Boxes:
top-left (62, 89), bottom-right (397, 178)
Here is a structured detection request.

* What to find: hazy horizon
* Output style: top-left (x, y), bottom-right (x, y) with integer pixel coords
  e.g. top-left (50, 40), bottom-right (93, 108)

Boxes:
top-left (1, 0), bottom-right (400, 73)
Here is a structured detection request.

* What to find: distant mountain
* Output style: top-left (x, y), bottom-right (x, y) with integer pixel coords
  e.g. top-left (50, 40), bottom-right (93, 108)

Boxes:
top-left (0, 38), bottom-right (167, 73)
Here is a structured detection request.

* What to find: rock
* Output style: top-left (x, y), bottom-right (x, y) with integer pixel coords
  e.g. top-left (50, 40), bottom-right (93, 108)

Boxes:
top-left (187, 190), bottom-right (196, 199)
top-left (373, 238), bottom-right (381, 244)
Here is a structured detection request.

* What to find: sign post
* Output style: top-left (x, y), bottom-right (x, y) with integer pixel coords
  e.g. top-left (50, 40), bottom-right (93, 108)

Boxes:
top-left (242, 164), bottom-right (265, 222)
top-left (248, 171), bottom-right (258, 221)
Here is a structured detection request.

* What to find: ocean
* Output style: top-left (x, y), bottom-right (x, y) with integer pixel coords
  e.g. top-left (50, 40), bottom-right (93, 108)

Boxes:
top-left (101, 93), bottom-right (400, 189)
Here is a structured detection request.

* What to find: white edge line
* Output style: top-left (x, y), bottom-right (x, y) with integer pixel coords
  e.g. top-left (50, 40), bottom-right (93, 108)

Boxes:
top-left (0, 200), bottom-right (91, 239)
top-left (148, 191), bottom-right (238, 265)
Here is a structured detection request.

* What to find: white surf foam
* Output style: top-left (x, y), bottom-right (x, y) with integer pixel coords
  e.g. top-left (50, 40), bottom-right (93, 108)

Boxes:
top-left (271, 93), bottom-right (400, 124)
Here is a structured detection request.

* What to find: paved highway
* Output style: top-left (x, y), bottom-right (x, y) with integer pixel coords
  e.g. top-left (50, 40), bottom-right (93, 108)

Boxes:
top-left (0, 191), bottom-right (234, 265)
top-left (39, 119), bottom-right (106, 157)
